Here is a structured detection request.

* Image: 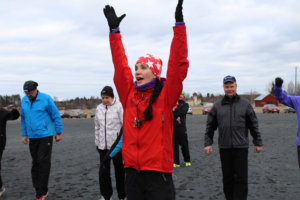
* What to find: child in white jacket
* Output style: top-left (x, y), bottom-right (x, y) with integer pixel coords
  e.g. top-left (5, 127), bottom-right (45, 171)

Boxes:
top-left (94, 86), bottom-right (125, 200)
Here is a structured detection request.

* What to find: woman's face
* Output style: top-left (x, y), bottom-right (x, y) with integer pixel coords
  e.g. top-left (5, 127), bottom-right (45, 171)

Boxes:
top-left (101, 95), bottom-right (113, 106)
top-left (135, 63), bottom-right (156, 86)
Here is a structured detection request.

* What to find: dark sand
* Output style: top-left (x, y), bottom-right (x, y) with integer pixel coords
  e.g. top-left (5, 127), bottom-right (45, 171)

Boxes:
top-left (2, 114), bottom-right (300, 199)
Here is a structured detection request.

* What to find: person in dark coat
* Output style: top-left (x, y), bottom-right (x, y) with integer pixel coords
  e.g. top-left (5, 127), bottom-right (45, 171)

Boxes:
top-left (204, 75), bottom-right (263, 200)
top-left (172, 91), bottom-right (191, 167)
top-left (0, 106), bottom-right (20, 196)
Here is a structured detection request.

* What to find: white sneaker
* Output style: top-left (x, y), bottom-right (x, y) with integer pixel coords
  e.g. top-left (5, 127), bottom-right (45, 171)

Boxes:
top-left (0, 186), bottom-right (5, 197)
top-left (99, 197), bottom-right (113, 200)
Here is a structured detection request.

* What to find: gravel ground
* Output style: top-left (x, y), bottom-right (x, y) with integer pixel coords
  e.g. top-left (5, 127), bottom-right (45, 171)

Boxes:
top-left (1, 114), bottom-right (300, 199)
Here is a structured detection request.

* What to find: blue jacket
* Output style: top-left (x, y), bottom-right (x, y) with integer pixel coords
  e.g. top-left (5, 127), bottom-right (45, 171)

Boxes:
top-left (274, 86), bottom-right (300, 146)
top-left (21, 91), bottom-right (63, 139)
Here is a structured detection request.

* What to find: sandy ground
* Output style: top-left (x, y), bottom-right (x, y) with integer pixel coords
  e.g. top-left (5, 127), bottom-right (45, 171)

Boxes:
top-left (2, 114), bottom-right (300, 199)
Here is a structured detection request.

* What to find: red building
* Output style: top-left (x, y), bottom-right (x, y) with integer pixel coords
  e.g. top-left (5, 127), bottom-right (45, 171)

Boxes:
top-left (254, 94), bottom-right (278, 107)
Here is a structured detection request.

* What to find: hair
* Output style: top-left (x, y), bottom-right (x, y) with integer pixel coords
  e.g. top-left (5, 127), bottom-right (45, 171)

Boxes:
top-left (143, 78), bottom-right (163, 121)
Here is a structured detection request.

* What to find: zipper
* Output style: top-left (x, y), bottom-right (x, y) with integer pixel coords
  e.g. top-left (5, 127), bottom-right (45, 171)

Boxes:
top-left (105, 106), bottom-right (108, 149)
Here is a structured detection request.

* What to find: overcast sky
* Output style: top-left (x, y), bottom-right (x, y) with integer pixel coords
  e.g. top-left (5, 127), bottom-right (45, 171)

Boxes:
top-left (1, 0), bottom-right (300, 99)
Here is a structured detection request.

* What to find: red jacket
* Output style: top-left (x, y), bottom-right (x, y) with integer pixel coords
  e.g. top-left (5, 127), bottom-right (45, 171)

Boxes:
top-left (109, 25), bottom-right (189, 173)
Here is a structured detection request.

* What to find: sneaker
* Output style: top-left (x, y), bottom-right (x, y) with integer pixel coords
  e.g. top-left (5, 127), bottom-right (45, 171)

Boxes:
top-left (35, 192), bottom-right (49, 200)
top-left (0, 186), bottom-right (5, 197)
top-left (99, 197), bottom-right (113, 200)
top-left (173, 163), bottom-right (180, 167)
top-left (185, 162), bottom-right (191, 167)
top-left (41, 192), bottom-right (49, 200)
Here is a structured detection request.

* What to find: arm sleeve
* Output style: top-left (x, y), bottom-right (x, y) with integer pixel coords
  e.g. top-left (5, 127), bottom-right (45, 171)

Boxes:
top-left (110, 33), bottom-right (134, 108)
top-left (6, 109), bottom-right (20, 120)
top-left (21, 105), bottom-right (28, 137)
top-left (274, 86), bottom-right (300, 109)
top-left (165, 25), bottom-right (189, 108)
top-left (48, 97), bottom-right (63, 134)
top-left (246, 104), bottom-right (263, 146)
top-left (109, 135), bottom-right (123, 158)
top-left (94, 108), bottom-right (101, 147)
top-left (204, 105), bottom-right (218, 147)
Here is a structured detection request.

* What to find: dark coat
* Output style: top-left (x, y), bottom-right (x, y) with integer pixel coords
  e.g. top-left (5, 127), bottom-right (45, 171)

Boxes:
top-left (0, 108), bottom-right (20, 150)
top-left (205, 95), bottom-right (263, 148)
top-left (173, 100), bottom-right (189, 129)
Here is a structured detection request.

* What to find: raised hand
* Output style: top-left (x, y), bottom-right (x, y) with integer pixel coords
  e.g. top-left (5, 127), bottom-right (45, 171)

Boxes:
top-left (175, 0), bottom-right (184, 22)
top-left (103, 5), bottom-right (126, 32)
top-left (275, 77), bottom-right (283, 87)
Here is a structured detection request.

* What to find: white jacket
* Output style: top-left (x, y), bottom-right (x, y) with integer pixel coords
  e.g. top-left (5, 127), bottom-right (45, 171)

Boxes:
top-left (94, 98), bottom-right (123, 150)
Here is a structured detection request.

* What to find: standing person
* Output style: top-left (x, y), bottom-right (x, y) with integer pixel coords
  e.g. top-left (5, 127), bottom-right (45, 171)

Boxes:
top-left (21, 80), bottom-right (62, 200)
top-left (103, 0), bottom-right (189, 199)
top-left (274, 77), bottom-right (300, 172)
top-left (95, 86), bottom-right (125, 200)
top-left (204, 75), bottom-right (263, 200)
top-left (172, 91), bottom-right (191, 167)
top-left (0, 106), bottom-right (20, 196)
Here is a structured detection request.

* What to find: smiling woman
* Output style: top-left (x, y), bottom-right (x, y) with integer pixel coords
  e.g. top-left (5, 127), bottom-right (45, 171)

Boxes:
top-left (103, 0), bottom-right (189, 199)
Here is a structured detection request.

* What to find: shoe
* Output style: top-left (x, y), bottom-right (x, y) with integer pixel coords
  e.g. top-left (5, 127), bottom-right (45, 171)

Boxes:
top-left (41, 192), bottom-right (49, 200)
top-left (0, 186), bottom-right (5, 197)
top-left (185, 162), bottom-right (191, 167)
top-left (99, 197), bottom-right (113, 200)
top-left (35, 192), bottom-right (48, 200)
top-left (173, 163), bottom-right (180, 167)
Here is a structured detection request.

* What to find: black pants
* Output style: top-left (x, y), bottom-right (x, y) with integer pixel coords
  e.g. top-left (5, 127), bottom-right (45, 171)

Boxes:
top-left (29, 136), bottom-right (53, 198)
top-left (173, 126), bottom-right (190, 164)
top-left (125, 168), bottom-right (175, 200)
top-left (0, 149), bottom-right (3, 188)
top-left (98, 149), bottom-right (125, 199)
top-left (219, 148), bottom-right (248, 200)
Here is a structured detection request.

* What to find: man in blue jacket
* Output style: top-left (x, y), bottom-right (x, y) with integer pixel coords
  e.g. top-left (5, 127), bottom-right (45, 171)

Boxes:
top-left (21, 80), bottom-right (63, 200)
top-left (274, 77), bottom-right (300, 172)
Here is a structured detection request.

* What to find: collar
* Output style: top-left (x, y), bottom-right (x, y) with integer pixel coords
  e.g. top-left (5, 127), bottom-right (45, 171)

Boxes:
top-left (101, 97), bottom-right (116, 108)
top-left (134, 79), bottom-right (156, 91)
top-left (221, 94), bottom-right (240, 105)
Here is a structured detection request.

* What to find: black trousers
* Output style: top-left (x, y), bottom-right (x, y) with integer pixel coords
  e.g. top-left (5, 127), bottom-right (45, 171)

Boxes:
top-left (29, 136), bottom-right (53, 198)
top-left (173, 126), bottom-right (190, 164)
top-left (125, 168), bottom-right (175, 200)
top-left (98, 149), bottom-right (125, 199)
top-left (0, 149), bottom-right (3, 188)
top-left (219, 148), bottom-right (248, 200)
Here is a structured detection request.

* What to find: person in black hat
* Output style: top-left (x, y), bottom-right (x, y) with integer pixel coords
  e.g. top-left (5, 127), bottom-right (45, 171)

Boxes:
top-left (204, 75), bottom-right (263, 200)
top-left (95, 86), bottom-right (125, 200)
top-left (0, 105), bottom-right (20, 197)
top-left (21, 80), bottom-right (63, 200)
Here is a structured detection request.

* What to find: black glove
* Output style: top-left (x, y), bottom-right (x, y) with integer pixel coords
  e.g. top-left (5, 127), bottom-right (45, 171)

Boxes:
top-left (103, 5), bottom-right (126, 32)
top-left (175, 0), bottom-right (184, 22)
top-left (275, 77), bottom-right (283, 87)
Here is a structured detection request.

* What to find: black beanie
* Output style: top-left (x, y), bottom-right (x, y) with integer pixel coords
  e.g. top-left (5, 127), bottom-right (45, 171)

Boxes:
top-left (101, 86), bottom-right (114, 98)
top-left (23, 80), bottom-right (38, 92)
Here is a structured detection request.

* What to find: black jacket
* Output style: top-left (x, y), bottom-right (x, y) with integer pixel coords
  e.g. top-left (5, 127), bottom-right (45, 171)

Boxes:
top-left (0, 108), bottom-right (20, 150)
top-left (173, 100), bottom-right (189, 129)
top-left (204, 95), bottom-right (262, 148)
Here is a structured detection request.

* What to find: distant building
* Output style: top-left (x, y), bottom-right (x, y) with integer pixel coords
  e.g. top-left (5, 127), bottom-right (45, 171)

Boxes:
top-left (254, 94), bottom-right (278, 107)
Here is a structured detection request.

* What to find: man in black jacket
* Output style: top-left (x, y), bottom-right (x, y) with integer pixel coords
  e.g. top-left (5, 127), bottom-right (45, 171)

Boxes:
top-left (173, 91), bottom-right (191, 167)
top-left (204, 75), bottom-right (263, 200)
top-left (0, 106), bottom-right (20, 197)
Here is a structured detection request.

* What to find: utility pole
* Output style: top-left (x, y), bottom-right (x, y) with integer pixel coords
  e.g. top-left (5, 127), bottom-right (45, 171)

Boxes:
top-left (295, 66), bottom-right (298, 95)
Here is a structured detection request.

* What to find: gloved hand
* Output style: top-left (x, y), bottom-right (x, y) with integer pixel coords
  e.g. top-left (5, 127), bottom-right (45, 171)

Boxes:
top-left (175, 0), bottom-right (184, 22)
top-left (103, 5), bottom-right (126, 32)
top-left (275, 77), bottom-right (283, 87)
